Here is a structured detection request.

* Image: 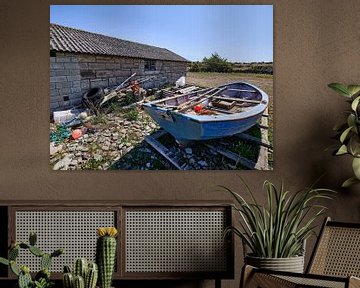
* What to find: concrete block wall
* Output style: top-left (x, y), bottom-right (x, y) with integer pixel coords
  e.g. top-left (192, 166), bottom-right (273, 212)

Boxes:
top-left (50, 53), bottom-right (81, 111)
top-left (50, 52), bottom-right (187, 112)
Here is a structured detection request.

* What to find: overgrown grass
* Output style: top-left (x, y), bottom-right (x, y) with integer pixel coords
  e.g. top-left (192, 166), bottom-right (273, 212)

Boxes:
top-left (83, 156), bottom-right (110, 169)
top-left (234, 141), bottom-right (260, 162)
top-left (124, 108), bottom-right (139, 121)
top-left (90, 115), bottom-right (106, 125)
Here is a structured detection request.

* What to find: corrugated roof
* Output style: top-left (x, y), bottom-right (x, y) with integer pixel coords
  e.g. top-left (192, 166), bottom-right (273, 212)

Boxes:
top-left (50, 23), bottom-right (188, 62)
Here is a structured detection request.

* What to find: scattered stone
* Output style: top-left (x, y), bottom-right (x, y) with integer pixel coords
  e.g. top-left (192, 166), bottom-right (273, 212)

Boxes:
top-left (94, 154), bottom-right (103, 162)
top-left (185, 148), bottom-right (192, 155)
top-left (50, 143), bottom-right (63, 156)
top-left (53, 155), bottom-right (72, 170)
top-left (189, 158), bottom-right (196, 165)
top-left (78, 146), bottom-right (89, 152)
top-left (50, 109), bottom-right (251, 170)
top-left (197, 160), bottom-right (208, 167)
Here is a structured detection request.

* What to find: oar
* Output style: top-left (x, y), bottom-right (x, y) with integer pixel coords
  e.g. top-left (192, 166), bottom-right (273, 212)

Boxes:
top-left (175, 87), bottom-right (219, 112)
top-left (177, 87), bottom-right (227, 113)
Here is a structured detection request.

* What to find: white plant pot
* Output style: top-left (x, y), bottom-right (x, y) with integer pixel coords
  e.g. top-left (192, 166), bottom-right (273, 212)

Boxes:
top-left (245, 254), bottom-right (305, 273)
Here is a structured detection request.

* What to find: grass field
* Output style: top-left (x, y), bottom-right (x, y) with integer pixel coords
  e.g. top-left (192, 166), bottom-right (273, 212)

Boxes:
top-left (187, 72), bottom-right (274, 149)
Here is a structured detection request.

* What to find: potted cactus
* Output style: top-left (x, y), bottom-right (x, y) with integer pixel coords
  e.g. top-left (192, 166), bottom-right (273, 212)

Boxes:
top-left (0, 232), bottom-right (64, 288)
top-left (96, 227), bottom-right (118, 288)
top-left (62, 258), bottom-right (98, 288)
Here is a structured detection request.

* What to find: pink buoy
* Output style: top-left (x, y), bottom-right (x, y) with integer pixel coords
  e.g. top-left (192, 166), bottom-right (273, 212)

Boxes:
top-left (71, 129), bottom-right (82, 140)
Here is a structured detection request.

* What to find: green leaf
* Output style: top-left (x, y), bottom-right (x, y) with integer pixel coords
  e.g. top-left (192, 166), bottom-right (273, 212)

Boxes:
top-left (351, 96), bottom-right (360, 111)
top-left (336, 145), bottom-right (348, 155)
top-left (342, 177), bottom-right (360, 187)
top-left (328, 83), bottom-right (351, 97)
top-left (10, 261), bottom-right (20, 276)
top-left (347, 85), bottom-right (360, 97)
top-left (29, 232), bottom-right (37, 246)
top-left (340, 127), bottom-right (352, 143)
top-left (0, 257), bottom-right (9, 266)
top-left (347, 114), bottom-right (359, 134)
top-left (352, 157), bottom-right (360, 179)
top-left (347, 135), bottom-right (360, 156)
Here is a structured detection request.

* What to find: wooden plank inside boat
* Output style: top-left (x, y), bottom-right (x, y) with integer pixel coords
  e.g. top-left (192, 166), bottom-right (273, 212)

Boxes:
top-left (212, 96), bottom-right (262, 104)
top-left (212, 99), bottom-right (236, 110)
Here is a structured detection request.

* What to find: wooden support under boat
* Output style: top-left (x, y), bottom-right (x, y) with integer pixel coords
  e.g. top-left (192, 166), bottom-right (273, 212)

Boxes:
top-left (145, 131), bottom-right (187, 170)
top-left (205, 144), bottom-right (257, 169)
top-left (212, 96), bottom-right (262, 104)
top-left (235, 133), bottom-right (273, 150)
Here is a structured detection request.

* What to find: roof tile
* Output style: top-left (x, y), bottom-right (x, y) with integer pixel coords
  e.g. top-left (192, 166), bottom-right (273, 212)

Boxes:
top-left (50, 24), bottom-right (188, 62)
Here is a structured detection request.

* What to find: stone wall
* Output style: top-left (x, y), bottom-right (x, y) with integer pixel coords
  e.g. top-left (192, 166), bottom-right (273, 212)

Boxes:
top-left (50, 52), bottom-right (187, 112)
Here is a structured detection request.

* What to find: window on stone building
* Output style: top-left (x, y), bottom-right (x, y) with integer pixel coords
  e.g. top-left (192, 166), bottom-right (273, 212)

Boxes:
top-left (144, 59), bottom-right (156, 71)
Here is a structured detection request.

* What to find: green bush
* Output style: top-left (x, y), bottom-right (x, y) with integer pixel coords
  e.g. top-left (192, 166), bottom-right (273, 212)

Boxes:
top-left (189, 61), bottom-right (201, 72)
top-left (202, 53), bottom-right (232, 73)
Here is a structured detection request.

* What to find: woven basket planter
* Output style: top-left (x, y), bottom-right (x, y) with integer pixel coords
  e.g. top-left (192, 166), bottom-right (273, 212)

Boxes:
top-left (245, 254), bottom-right (305, 273)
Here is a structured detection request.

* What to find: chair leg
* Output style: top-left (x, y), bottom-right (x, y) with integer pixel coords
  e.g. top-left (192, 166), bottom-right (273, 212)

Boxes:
top-left (349, 276), bottom-right (360, 288)
top-left (240, 265), bottom-right (255, 288)
top-left (215, 278), bottom-right (221, 288)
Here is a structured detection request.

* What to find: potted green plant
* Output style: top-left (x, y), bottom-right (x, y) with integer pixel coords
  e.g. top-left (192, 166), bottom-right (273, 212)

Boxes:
top-left (328, 83), bottom-right (360, 187)
top-left (223, 179), bottom-right (334, 273)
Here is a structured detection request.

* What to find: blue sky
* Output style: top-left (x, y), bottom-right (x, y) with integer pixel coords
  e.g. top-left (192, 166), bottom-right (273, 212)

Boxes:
top-left (50, 5), bottom-right (273, 62)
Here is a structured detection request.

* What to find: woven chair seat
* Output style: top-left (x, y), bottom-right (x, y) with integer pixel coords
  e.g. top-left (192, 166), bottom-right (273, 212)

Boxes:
top-left (241, 218), bottom-right (360, 288)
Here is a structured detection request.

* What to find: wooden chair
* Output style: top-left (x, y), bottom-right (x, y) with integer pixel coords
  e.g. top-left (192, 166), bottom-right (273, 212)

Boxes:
top-left (241, 217), bottom-right (360, 288)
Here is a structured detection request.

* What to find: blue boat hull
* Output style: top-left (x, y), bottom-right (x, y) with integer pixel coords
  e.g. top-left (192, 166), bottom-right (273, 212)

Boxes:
top-left (143, 106), bottom-right (262, 141)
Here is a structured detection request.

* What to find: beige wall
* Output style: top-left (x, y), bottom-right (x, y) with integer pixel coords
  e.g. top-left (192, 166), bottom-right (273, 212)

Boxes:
top-left (1, 1), bottom-right (360, 287)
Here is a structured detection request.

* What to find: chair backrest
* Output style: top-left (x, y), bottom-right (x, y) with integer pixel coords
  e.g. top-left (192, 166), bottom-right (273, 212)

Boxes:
top-left (307, 217), bottom-right (360, 277)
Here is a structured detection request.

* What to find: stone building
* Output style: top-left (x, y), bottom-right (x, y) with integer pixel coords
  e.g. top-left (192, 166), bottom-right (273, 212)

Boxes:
top-left (50, 24), bottom-right (188, 112)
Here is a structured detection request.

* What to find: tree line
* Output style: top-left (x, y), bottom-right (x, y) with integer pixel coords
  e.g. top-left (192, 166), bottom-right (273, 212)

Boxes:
top-left (189, 53), bottom-right (273, 74)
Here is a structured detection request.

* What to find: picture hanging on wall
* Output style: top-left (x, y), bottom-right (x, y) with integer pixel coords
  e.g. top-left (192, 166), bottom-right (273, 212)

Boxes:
top-left (49, 5), bottom-right (273, 170)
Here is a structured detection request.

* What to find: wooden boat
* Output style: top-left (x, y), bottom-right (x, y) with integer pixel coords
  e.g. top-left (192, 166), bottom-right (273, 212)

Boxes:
top-left (142, 82), bottom-right (269, 142)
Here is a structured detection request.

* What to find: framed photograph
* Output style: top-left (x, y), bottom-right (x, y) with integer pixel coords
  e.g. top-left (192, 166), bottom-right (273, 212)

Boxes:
top-left (49, 5), bottom-right (273, 170)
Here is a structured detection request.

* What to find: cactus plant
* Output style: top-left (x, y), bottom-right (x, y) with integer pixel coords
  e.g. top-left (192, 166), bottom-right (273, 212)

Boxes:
top-left (85, 262), bottom-right (98, 288)
top-left (74, 258), bottom-right (88, 279)
top-left (63, 259), bottom-right (98, 288)
top-left (73, 275), bottom-right (85, 288)
top-left (0, 232), bottom-right (63, 288)
top-left (96, 227), bottom-right (118, 288)
top-left (63, 272), bottom-right (74, 288)
top-left (19, 268), bottom-right (32, 288)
